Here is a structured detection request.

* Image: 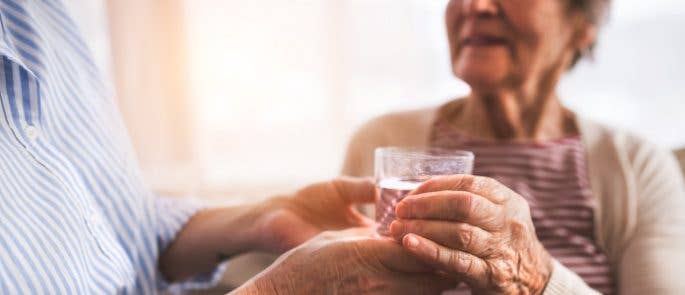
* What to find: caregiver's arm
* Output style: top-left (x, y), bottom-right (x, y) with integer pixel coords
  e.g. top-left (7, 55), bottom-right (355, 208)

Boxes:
top-left (159, 178), bottom-right (377, 282)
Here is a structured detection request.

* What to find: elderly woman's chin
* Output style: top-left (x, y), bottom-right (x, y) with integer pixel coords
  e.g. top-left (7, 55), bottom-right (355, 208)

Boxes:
top-left (453, 58), bottom-right (511, 91)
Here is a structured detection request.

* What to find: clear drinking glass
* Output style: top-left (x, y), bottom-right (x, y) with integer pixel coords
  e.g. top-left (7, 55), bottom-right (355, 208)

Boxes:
top-left (374, 147), bottom-right (475, 236)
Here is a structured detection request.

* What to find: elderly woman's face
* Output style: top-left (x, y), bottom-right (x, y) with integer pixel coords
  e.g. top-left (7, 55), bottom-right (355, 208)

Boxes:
top-left (446, 0), bottom-right (583, 91)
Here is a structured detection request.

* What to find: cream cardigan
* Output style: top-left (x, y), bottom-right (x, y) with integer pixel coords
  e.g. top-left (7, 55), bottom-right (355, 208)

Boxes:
top-left (341, 107), bottom-right (685, 294)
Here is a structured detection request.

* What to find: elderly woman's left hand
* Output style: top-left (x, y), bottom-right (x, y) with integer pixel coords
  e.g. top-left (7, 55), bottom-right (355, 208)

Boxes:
top-left (390, 175), bottom-right (553, 294)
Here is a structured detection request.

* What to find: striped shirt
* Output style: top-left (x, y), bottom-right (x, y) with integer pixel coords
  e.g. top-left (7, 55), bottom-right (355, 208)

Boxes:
top-left (0, 1), bottom-right (220, 293)
top-left (431, 119), bottom-right (615, 294)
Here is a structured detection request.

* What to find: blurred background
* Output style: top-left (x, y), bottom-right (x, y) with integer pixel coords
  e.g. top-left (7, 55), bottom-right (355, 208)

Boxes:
top-left (67, 0), bottom-right (685, 201)
top-left (65, 0), bottom-right (685, 292)
top-left (62, 0), bottom-right (685, 291)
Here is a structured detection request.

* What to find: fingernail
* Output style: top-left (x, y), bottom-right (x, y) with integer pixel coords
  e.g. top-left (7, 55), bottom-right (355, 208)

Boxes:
top-left (405, 235), bottom-right (419, 248)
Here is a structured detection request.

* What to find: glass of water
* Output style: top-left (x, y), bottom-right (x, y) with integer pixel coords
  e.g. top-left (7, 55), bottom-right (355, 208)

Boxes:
top-left (374, 147), bottom-right (474, 236)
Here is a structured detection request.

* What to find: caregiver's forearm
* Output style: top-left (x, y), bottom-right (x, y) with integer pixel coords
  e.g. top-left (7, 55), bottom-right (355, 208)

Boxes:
top-left (159, 205), bottom-right (266, 282)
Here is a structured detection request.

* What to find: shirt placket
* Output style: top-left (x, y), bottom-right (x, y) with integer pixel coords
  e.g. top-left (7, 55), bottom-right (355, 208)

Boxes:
top-left (0, 56), bottom-right (107, 247)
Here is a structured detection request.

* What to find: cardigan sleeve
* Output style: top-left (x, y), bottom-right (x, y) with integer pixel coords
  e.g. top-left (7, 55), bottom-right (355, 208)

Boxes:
top-left (341, 117), bottom-right (383, 177)
top-left (341, 107), bottom-right (437, 177)
top-left (543, 260), bottom-right (601, 294)
top-left (614, 136), bottom-right (685, 294)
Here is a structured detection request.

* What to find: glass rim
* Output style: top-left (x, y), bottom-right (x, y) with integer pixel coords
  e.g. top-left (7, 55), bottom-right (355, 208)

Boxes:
top-left (375, 147), bottom-right (474, 160)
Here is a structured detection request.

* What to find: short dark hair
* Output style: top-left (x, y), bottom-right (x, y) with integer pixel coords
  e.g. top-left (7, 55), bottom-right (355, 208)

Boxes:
top-left (568, 0), bottom-right (611, 68)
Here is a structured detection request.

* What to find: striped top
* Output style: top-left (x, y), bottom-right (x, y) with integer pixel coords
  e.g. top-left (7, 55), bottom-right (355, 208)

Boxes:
top-left (0, 1), bottom-right (220, 293)
top-left (431, 120), bottom-right (615, 294)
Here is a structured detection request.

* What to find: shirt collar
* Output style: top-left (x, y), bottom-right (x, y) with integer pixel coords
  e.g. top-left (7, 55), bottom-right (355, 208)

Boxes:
top-left (0, 8), bottom-right (36, 78)
top-left (0, 9), bottom-right (42, 131)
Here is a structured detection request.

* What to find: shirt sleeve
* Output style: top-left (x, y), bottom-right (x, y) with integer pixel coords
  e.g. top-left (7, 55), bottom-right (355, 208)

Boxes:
top-left (153, 196), bottom-right (228, 292)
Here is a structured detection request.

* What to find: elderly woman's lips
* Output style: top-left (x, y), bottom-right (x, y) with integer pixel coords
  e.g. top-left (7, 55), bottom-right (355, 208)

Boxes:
top-left (462, 36), bottom-right (508, 47)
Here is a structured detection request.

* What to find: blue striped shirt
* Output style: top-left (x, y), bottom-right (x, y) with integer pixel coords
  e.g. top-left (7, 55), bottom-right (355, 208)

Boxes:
top-left (0, 1), bottom-right (221, 293)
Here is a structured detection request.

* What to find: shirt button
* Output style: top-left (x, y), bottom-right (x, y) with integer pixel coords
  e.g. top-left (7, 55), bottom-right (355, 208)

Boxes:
top-left (25, 125), bottom-right (40, 140)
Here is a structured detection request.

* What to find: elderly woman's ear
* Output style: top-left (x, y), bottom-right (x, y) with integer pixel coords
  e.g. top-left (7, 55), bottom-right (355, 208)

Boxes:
top-left (568, 10), bottom-right (599, 66)
top-left (575, 23), bottom-right (598, 58)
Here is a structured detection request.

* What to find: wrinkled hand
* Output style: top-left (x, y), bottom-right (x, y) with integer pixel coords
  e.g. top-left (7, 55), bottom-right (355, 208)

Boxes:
top-left (390, 175), bottom-right (552, 294)
top-left (255, 177), bottom-right (377, 253)
top-left (233, 228), bottom-right (454, 294)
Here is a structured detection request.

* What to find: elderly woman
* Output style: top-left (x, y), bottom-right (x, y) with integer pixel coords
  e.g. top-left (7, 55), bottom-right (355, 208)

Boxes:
top-left (342, 0), bottom-right (685, 294)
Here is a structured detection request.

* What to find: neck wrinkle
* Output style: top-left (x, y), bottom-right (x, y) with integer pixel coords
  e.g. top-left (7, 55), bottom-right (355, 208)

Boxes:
top-left (449, 91), bottom-right (572, 142)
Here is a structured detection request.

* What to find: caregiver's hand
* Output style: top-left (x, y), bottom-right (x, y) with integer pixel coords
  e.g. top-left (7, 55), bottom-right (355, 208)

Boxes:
top-left (254, 177), bottom-right (376, 253)
top-left (389, 175), bottom-right (553, 294)
top-left (231, 228), bottom-right (454, 295)
top-left (160, 177), bottom-right (376, 282)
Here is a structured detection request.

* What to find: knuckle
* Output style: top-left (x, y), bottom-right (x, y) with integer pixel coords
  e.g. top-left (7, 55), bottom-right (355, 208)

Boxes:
top-left (433, 244), bottom-right (445, 265)
top-left (471, 175), bottom-right (489, 188)
top-left (458, 194), bottom-right (475, 219)
top-left (455, 224), bottom-right (475, 250)
top-left (463, 255), bottom-right (476, 275)
top-left (446, 250), bottom-right (460, 271)
top-left (510, 192), bottom-right (527, 205)
top-left (454, 174), bottom-right (474, 189)
top-left (514, 194), bottom-right (530, 212)
top-left (448, 250), bottom-right (473, 275)
top-left (483, 177), bottom-right (510, 202)
top-left (484, 176), bottom-right (501, 186)
top-left (490, 259), bottom-right (516, 290)
top-left (508, 219), bottom-right (530, 236)
top-left (443, 197), bottom-right (460, 219)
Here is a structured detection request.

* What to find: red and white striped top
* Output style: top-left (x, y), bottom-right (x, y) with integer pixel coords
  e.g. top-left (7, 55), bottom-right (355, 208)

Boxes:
top-left (431, 120), bottom-right (615, 294)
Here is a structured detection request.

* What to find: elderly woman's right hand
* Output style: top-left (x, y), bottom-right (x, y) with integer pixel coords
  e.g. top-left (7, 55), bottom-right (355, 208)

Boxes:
top-left (390, 175), bottom-right (553, 294)
top-left (231, 228), bottom-right (454, 294)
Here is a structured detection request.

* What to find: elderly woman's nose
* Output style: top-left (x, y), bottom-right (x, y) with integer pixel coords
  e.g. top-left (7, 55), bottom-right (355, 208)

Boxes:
top-left (462, 0), bottom-right (499, 16)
